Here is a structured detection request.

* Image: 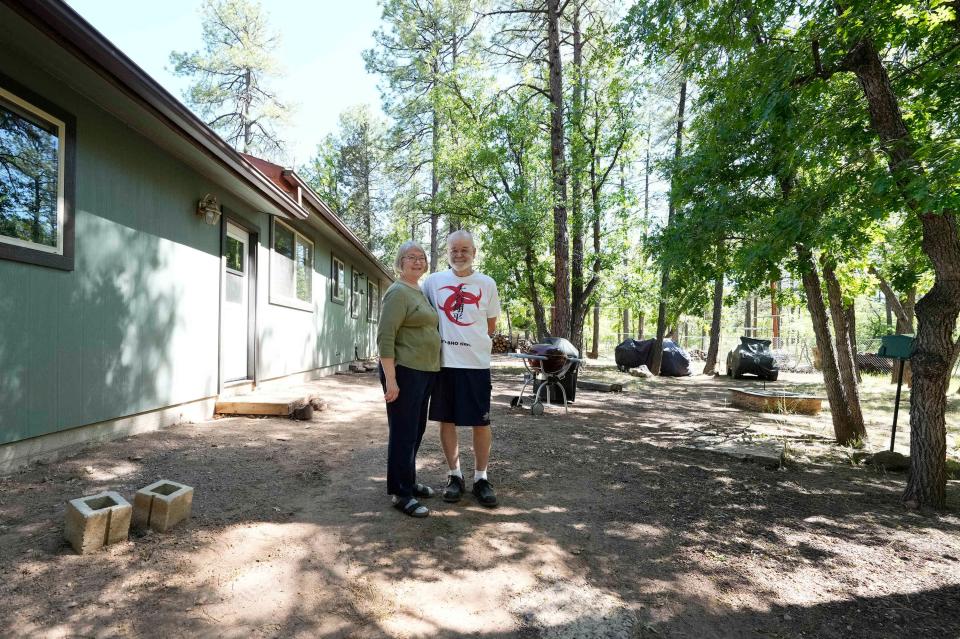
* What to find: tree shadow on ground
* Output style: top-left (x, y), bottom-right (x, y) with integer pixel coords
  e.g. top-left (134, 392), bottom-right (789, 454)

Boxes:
top-left (0, 372), bottom-right (958, 638)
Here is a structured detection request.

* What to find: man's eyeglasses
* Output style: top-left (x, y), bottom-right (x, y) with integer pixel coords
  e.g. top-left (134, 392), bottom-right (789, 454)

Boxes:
top-left (403, 255), bottom-right (427, 263)
top-left (448, 248), bottom-right (473, 255)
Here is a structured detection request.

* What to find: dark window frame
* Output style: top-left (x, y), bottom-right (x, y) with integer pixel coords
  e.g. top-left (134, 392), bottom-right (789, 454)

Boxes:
top-left (350, 268), bottom-right (365, 319)
top-left (330, 254), bottom-right (345, 305)
top-left (0, 72), bottom-right (76, 271)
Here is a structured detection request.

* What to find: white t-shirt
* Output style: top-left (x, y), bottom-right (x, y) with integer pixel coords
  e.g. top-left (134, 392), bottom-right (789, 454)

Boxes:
top-left (422, 269), bottom-right (501, 369)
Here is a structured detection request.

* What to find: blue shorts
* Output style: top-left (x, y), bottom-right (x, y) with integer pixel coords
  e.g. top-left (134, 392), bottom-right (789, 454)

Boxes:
top-left (429, 367), bottom-right (492, 427)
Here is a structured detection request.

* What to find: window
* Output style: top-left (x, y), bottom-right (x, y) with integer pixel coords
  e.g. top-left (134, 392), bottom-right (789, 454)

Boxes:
top-left (367, 279), bottom-right (379, 322)
top-left (351, 269), bottom-right (365, 318)
top-left (270, 218), bottom-right (313, 308)
top-left (0, 76), bottom-right (75, 270)
top-left (330, 255), bottom-right (345, 304)
top-left (225, 235), bottom-right (244, 273)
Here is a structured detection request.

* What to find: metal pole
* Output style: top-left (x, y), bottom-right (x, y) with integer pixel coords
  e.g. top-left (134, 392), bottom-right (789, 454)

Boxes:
top-left (890, 360), bottom-right (905, 452)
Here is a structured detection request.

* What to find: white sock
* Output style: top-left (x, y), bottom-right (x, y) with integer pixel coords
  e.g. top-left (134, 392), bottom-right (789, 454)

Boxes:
top-left (448, 464), bottom-right (463, 479)
top-left (474, 469), bottom-right (488, 482)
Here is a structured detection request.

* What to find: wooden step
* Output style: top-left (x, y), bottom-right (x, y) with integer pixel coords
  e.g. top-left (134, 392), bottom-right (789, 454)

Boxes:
top-left (216, 390), bottom-right (325, 417)
top-left (215, 397), bottom-right (301, 416)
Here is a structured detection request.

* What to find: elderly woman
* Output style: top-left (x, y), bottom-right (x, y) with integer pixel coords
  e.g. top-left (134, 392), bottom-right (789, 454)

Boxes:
top-left (376, 241), bottom-right (441, 518)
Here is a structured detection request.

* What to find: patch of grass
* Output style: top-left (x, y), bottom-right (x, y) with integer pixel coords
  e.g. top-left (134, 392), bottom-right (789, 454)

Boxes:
top-left (947, 458), bottom-right (960, 481)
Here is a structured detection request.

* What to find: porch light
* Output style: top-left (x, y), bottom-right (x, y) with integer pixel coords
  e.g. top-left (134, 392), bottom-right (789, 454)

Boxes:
top-left (197, 194), bottom-right (221, 225)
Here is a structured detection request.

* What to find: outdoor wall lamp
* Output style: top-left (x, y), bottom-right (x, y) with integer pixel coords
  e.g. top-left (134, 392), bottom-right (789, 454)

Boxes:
top-left (197, 194), bottom-right (221, 226)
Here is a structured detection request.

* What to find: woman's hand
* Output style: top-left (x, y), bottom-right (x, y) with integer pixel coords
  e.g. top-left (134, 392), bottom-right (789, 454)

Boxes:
top-left (384, 379), bottom-right (400, 403)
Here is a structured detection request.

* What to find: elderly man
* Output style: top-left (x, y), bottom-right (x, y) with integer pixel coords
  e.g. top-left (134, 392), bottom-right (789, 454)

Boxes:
top-left (422, 230), bottom-right (501, 507)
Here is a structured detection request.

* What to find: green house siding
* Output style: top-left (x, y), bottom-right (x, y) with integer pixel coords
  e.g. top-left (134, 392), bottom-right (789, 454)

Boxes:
top-left (1, 13), bottom-right (387, 449)
top-left (0, 47), bottom-right (226, 444)
top-left (259, 232), bottom-right (381, 382)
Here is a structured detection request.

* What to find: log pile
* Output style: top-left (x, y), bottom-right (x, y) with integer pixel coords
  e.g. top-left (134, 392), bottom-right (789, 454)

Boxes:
top-left (492, 333), bottom-right (512, 353)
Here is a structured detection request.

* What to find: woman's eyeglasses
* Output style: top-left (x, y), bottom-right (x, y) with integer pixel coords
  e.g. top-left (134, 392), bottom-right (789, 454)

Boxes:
top-left (403, 255), bottom-right (427, 263)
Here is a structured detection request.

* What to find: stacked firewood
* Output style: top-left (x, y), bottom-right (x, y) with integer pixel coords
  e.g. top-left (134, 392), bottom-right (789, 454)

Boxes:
top-left (491, 333), bottom-right (512, 353)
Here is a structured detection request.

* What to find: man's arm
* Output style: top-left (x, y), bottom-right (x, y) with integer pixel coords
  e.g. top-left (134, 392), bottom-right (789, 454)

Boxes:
top-left (487, 278), bottom-right (501, 337)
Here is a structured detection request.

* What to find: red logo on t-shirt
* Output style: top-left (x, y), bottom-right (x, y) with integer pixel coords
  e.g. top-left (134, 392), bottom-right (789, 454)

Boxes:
top-left (439, 284), bottom-right (482, 326)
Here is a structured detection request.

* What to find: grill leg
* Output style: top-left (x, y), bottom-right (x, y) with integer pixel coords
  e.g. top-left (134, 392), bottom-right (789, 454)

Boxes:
top-left (556, 382), bottom-right (569, 414)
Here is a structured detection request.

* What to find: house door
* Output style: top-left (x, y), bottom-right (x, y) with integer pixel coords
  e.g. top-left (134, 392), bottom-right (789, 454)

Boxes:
top-left (222, 223), bottom-right (252, 382)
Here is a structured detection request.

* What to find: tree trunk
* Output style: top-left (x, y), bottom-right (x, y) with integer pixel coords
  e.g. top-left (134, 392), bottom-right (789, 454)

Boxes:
top-left (362, 127), bottom-right (373, 250)
top-left (823, 262), bottom-right (866, 437)
top-left (797, 246), bottom-right (864, 445)
top-left (771, 281), bottom-right (780, 348)
top-left (638, 312), bottom-right (645, 340)
top-left (845, 36), bottom-right (960, 509)
top-left (588, 303), bottom-right (600, 358)
top-left (547, 0), bottom-right (570, 339)
top-left (703, 276), bottom-right (724, 375)
top-left (846, 302), bottom-right (861, 382)
top-left (621, 308), bottom-right (630, 341)
top-left (242, 67), bottom-right (254, 153)
top-left (650, 79), bottom-right (686, 375)
top-left (744, 296), bottom-right (752, 337)
top-left (32, 177), bottom-right (42, 244)
top-left (430, 103), bottom-right (440, 272)
top-left (523, 246), bottom-right (549, 341)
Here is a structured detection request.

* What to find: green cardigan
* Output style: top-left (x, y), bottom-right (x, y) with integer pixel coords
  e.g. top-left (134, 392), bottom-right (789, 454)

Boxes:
top-left (376, 282), bottom-right (441, 372)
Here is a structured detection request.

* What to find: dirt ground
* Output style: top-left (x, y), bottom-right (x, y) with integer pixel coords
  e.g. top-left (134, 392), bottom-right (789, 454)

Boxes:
top-left (2, 358), bottom-right (960, 639)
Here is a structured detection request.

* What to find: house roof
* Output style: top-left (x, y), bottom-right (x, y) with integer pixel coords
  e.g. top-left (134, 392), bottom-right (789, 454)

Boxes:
top-left (3, 0), bottom-right (392, 283)
top-left (241, 154), bottom-right (393, 282)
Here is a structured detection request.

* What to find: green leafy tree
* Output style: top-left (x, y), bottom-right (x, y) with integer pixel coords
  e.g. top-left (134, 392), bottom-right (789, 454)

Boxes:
top-left (623, 0), bottom-right (960, 508)
top-left (170, 0), bottom-right (288, 157)
top-left (364, 0), bottom-right (478, 271)
top-left (303, 106), bottom-right (391, 257)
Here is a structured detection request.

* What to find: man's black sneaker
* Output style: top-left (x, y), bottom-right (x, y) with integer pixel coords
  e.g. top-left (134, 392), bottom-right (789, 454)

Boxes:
top-left (443, 474), bottom-right (465, 502)
top-left (472, 478), bottom-right (498, 508)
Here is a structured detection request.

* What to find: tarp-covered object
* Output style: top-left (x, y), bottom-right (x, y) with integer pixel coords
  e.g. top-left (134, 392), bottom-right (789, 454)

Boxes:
top-left (614, 338), bottom-right (692, 377)
top-left (726, 337), bottom-right (778, 381)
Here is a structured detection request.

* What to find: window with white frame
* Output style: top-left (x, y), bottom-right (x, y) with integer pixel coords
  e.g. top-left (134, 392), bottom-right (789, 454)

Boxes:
top-left (351, 268), bottom-right (364, 319)
top-left (0, 77), bottom-right (74, 270)
top-left (271, 218), bottom-right (313, 307)
top-left (367, 279), bottom-right (379, 322)
top-left (330, 255), bottom-right (345, 304)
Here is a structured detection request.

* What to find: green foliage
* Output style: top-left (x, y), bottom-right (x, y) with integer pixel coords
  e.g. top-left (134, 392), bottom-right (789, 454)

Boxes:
top-left (302, 106), bottom-right (392, 259)
top-left (170, 0), bottom-right (289, 157)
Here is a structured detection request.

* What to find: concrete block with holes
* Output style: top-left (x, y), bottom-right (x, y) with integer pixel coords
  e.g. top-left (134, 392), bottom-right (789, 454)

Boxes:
top-left (63, 491), bottom-right (132, 554)
top-left (133, 480), bottom-right (194, 532)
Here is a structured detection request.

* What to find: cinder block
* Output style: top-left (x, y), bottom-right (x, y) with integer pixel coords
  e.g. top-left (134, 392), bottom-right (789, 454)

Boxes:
top-left (64, 491), bottom-right (132, 554)
top-left (133, 480), bottom-right (194, 532)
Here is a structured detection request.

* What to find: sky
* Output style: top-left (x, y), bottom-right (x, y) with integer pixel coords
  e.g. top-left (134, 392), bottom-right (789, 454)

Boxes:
top-left (65, 0), bottom-right (386, 167)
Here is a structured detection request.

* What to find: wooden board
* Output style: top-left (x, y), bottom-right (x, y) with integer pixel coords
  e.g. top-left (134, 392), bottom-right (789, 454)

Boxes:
top-left (215, 399), bottom-right (299, 416)
top-left (728, 388), bottom-right (823, 416)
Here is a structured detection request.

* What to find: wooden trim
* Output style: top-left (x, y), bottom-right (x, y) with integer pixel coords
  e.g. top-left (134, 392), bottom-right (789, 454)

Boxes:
top-left (0, 70), bottom-right (75, 270)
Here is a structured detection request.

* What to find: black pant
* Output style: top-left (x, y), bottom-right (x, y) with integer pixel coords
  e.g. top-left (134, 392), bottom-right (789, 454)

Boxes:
top-left (379, 364), bottom-right (437, 501)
